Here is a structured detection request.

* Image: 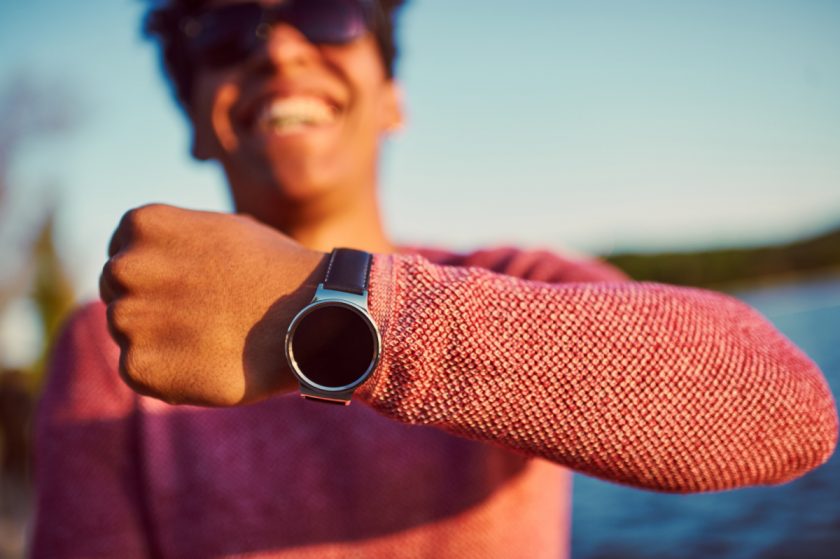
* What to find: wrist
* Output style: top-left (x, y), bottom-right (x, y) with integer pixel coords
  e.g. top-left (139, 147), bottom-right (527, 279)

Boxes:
top-left (242, 249), bottom-right (330, 402)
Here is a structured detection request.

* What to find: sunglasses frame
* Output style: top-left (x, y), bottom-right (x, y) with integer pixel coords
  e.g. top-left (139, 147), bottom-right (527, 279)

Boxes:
top-left (178, 0), bottom-right (381, 69)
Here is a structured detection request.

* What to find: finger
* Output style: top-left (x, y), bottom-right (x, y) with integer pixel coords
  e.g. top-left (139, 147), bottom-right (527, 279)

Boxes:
top-left (117, 347), bottom-right (160, 400)
top-left (104, 301), bottom-right (130, 350)
top-left (108, 224), bottom-right (124, 258)
top-left (99, 267), bottom-right (115, 304)
top-left (99, 256), bottom-right (126, 304)
top-left (108, 208), bottom-right (139, 258)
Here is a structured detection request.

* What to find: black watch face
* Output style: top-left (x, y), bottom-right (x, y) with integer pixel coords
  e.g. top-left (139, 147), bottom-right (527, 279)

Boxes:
top-left (289, 303), bottom-right (378, 389)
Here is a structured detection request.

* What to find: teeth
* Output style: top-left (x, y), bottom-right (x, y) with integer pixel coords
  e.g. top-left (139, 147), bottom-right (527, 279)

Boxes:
top-left (257, 96), bottom-right (337, 133)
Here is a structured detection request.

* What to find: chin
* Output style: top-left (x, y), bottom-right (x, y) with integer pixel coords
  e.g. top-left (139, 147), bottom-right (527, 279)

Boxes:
top-left (270, 160), bottom-right (344, 202)
top-left (222, 141), bottom-right (366, 216)
top-left (235, 164), bottom-right (346, 214)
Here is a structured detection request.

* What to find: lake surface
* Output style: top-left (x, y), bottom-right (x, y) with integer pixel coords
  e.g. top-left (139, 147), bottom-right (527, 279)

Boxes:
top-left (571, 275), bottom-right (840, 559)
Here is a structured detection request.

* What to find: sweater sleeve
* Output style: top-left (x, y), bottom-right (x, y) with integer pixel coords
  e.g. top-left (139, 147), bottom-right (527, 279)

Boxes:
top-left (356, 251), bottom-right (839, 493)
top-left (31, 302), bottom-right (151, 558)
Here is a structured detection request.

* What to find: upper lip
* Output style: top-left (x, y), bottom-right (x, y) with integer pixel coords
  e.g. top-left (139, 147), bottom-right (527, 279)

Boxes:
top-left (234, 82), bottom-right (345, 131)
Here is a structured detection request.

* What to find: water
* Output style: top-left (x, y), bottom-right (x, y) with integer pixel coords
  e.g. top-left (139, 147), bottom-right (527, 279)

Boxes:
top-left (571, 276), bottom-right (840, 559)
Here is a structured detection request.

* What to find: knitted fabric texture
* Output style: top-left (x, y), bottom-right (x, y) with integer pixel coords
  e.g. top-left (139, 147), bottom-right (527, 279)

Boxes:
top-left (31, 246), bottom-right (838, 558)
top-left (359, 250), bottom-right (838, 492)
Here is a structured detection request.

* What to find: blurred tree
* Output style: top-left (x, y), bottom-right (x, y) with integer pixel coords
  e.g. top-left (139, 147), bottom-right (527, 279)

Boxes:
top-left (0, 73), bottom-right (78, 388)
top-left (25, 210), bottom-right (76, 389)
top-left (606, 225), bottom-right (840, 289)
top-left (0, 74), bottom-right (78, 517)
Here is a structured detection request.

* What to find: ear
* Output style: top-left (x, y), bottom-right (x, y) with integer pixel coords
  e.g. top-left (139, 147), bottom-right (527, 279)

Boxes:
top-left (380, 80), bottom-right (406, 134)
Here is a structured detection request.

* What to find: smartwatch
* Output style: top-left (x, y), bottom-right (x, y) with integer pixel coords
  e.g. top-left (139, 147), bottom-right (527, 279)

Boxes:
top-left (285, 248), bottom-right (382, 405)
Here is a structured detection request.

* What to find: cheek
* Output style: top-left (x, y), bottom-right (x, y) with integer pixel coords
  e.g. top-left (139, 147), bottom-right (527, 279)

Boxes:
top-left (190, 75), bottom-right (217, 128)
top-left (325, 39), bottom-right (390, 120)
top-left (349, 76), bottom-right (394, 135)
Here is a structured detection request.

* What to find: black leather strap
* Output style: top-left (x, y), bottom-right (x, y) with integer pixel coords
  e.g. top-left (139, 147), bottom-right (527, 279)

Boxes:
top-left (323, 248), bottom-right (372, 295)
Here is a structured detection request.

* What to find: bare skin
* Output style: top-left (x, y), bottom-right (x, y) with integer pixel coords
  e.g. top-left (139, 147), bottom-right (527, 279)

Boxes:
top-left (100, 11), bottom-right (403, 406)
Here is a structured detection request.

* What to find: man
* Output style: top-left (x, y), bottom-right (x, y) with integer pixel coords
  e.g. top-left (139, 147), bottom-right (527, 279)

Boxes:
top-left (32, 1), bottom-right (838, 557)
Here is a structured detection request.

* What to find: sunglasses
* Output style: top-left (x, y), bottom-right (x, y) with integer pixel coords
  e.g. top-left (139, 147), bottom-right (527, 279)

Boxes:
top-left (179, 0), bottom-right (379, 69)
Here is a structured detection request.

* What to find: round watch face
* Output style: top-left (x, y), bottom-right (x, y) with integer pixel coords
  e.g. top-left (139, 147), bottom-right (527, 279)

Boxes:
top-left (287, 302), bottom-right (379, 390)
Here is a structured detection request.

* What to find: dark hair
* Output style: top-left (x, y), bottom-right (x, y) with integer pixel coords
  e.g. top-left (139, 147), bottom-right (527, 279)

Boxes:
top-left (142, 0), bottom-right (406, 110)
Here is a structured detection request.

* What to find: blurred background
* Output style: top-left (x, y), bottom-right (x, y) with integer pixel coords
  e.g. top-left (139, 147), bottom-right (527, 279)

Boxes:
top-left (0, 0), bottom-right (838, 557)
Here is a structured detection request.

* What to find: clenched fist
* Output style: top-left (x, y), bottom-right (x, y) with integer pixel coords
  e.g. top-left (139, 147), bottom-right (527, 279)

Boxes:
top-left (99, 204), bottom-right (328, 406)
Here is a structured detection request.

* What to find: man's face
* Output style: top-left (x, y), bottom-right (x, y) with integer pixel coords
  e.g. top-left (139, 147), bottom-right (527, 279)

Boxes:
top-left (187, 0), bottom-right (402, 210)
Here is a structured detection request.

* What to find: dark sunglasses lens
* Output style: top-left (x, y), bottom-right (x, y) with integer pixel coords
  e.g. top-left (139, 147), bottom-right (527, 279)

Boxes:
top-left (288, 0), bottom-right (369, 44)
top-left (189, 4), bottom-right (263, 67)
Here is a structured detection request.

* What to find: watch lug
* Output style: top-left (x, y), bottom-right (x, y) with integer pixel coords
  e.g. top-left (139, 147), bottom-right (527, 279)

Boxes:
top-left (312, 284), bottom-right (369, 308)
top-left (299, 384), bottom-right (353, 405)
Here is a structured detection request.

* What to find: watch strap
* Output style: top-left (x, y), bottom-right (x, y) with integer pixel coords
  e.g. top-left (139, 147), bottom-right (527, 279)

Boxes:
top-left (323, 248), bottom-right (372, 295)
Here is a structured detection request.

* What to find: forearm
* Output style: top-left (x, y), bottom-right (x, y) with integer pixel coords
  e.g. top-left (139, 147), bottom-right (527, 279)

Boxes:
top-left (359, 254), bottom-right (838, 493)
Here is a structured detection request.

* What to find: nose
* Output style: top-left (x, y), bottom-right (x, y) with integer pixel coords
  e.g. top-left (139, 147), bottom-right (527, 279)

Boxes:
top-left (245, 21), bottom-right (321, 75)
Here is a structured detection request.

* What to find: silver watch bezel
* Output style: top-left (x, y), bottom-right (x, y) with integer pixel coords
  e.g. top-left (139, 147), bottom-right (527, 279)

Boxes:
top-left (285, 284), bottom-right (381, 396)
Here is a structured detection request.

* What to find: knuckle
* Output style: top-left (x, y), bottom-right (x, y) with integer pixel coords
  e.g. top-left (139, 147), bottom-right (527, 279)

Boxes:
top-left (122, 204), bottom-right (160, 236)
top-left (138, 202), bottom-right (169, 213)
top-left (136, 202), bottom-right (173, 225)
top-left (106, 299), bottom-right (135, 338)
top-left (105, 253), bottom-right (142, 288)
top-left (119, 203), bottom-right (177, 244)
top-left (103, 254), bottom-right (124, 281)
top-left (111, 254), bottom-right (131, 280)
top-left (120, 207), bottom-right (142, 234)
top-left (118, 346), bottom-right (155, 397)
top-left (104, 303), bottom-right (124, 347)
top-left (100, 254), bottom-right (130, 291)
top-left (99, 267), bottom-right (115, 303)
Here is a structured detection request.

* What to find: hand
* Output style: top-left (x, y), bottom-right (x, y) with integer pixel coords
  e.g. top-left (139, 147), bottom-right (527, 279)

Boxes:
top-left (99, 204), bottom-right (328, 406)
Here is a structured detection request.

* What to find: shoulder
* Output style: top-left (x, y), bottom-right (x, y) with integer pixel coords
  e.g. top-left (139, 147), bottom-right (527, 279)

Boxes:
top-left (405, 244), bottom-right (629, 283)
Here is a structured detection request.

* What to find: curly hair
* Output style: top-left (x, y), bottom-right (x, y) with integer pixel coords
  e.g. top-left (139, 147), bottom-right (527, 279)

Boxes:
top-left (143, 0), bottom-right (407, 110)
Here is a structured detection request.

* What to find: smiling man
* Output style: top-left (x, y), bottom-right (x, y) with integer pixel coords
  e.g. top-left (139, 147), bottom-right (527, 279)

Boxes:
top-left (31, 1), bottom-right (838, 558)
top-left (183, 0), bottom-right (403, 251)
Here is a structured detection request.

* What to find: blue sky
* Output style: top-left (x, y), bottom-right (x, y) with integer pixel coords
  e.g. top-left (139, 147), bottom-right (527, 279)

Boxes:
top-left (1, 0), bottom-right (839, 301)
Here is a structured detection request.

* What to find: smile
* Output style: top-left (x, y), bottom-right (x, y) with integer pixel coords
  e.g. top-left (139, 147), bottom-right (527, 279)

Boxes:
top-left (256, 95), bottom-right (340, 135)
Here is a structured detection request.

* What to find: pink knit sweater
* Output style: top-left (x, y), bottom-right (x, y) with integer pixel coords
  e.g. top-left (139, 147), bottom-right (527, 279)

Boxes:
top-left (32, 246), bottom-right (838, 558)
